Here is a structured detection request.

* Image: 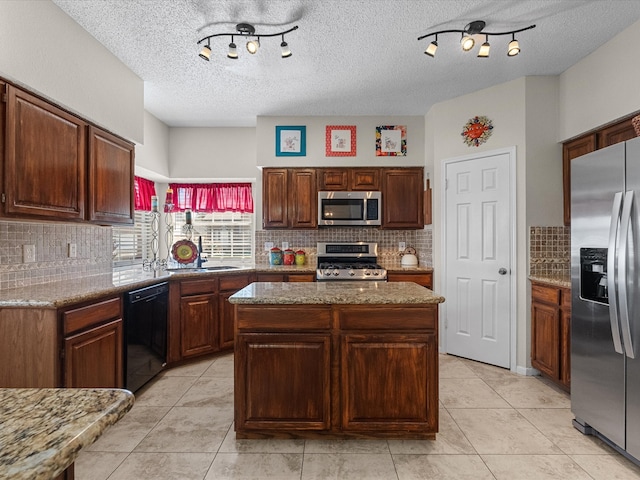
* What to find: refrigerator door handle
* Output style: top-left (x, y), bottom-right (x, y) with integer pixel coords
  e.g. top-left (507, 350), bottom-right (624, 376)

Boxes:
top-left (608, 191), bottom-right (624, 355)
top-left (618, 190), bottom-right (635, 358)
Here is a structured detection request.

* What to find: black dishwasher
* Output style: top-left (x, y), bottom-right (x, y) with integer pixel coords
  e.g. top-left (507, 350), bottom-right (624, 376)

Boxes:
top-left (124, 282), bottom-right (169, 393)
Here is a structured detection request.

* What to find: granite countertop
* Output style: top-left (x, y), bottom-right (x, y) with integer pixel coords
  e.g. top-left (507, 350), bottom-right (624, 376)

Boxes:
top-left (0, 388), bottom-right (134, 480)
top-left (0, 263), bottom-right (434, 308)
top-left (229, 281), bottom-right (445, 305)
top-left (529, 274), bottom-right (571, 289)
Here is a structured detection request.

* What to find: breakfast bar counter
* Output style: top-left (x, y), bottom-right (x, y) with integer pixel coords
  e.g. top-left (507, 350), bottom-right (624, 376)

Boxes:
top-left (230, 281), bottom-right (444, 440)
top-left (0, 388), bottom-right (134, 480)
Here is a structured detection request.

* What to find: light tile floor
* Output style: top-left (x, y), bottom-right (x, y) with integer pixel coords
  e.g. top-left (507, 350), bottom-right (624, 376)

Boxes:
top-left (75, 353), bottom-right (640, 479)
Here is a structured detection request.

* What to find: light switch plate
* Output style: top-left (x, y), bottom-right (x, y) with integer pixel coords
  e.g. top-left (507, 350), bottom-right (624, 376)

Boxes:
top-left (398, 241), bottom-right (406, 251)
top-left (282, 241), bottom-right (289, 250)
top-left (265, 241), bottom-right (274, 251)
top-left (23, 244), bottom-right (36, 263)
top-left (68, 243), bottom-right (77, 258)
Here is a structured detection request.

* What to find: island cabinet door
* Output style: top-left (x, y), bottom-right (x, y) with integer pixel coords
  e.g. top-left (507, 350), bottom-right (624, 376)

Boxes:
top-left (340, 333), bottom-right (438, 434)
top-left (235, 333), bottom-right (331, 432)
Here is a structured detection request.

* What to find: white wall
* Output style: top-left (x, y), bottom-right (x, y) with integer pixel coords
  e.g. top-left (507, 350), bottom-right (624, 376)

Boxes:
top-left (0, 0), bottom-right (144, 143)
top-left (136, 111), bottom-right (170, 180)
top-left (256, 116), bottom-right (425, 167)
top-left (559, 19), bottom-right (640, 141)
top-left (427, 76), bottom-right (562, 372)
top-left (168, 127), bottom-right (258, 180)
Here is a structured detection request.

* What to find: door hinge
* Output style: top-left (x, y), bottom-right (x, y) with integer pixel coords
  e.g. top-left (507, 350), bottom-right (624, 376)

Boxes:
top-left (1, 193), bottom-right (5, 203)
top-left (60, 348), bottom-right (65, 360)
top-left (445, 178), bottom-right (448, 190)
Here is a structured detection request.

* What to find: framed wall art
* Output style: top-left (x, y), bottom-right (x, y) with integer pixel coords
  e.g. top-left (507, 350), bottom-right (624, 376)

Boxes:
top-left (275, 126), bottom-right (306, 156)
top-left (325, 125), bottom-right (356, 156)
top-left (376, 125), bottom-right (406, 156)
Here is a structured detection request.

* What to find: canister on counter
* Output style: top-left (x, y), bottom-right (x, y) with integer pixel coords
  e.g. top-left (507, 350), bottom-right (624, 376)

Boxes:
top-left (295, 250), bottom-right (306, 265)
top-left (283, 249), bottom-right (295, 265)
top-left (270, 247), bottom-right (283, 265)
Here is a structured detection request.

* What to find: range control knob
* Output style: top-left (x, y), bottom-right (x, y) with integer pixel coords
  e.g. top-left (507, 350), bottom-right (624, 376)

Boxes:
top-left (348, 269), bottom-right (355, 277)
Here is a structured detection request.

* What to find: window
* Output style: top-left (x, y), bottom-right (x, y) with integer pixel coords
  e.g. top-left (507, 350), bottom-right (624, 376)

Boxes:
top-left (112, 210), bottom-right (155, 266)
top-left (173, 210), bottom-right (254, 261)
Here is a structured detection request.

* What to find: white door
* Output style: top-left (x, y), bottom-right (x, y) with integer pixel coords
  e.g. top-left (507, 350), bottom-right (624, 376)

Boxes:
top-left (443, 149), bottom-right (515, 369)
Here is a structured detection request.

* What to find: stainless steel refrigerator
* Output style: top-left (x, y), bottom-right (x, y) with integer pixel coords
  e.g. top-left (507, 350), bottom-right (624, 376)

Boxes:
top-left (571, 135), bottom-right (640, 462)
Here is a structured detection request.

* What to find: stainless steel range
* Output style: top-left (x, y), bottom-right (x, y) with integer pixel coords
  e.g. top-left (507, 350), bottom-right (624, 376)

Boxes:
top-left (316, 242), bottom-right (387, 281)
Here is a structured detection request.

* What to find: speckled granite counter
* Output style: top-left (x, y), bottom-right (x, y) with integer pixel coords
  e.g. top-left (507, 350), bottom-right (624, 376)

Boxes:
top-left (0, 388), bottom-right (134, 480)
top-left (229, 281), bottom-right (444, 305)
top-left (529, 275), bottom-right (571, 289)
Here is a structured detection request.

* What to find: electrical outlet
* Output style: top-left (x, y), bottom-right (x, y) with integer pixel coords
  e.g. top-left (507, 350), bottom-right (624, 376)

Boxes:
top-left (398, 241), bottom-right (406, 251)
top-left (23, 244), bottom-right (36, 263)
top-left (282, 241), bottom-right (289, 250)
top-left (68, 243), bottom-right (77, 258)
top-left (265, 241), bottom-right (274, 251)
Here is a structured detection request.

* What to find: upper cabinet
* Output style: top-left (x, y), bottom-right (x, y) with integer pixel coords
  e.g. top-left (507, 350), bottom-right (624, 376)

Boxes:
top-left (4, 85), bottom-right (87, 221)
top-left (264, 166), bottom-right (424, 230)
top-left (318, 168), bottom-right (380, 191)
top-left (88, 126), bottom-right (134, 225)
top-left (381, 167), bottom-right (424, 229)
top-left (563, 115), bottom-right (638, 226)
top-left (263, 168), bottom-right (317, 229)
top-left (1, 81), bottom-right (134, 225)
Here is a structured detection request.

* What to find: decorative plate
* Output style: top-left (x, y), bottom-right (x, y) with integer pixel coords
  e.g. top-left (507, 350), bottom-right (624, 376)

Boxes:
top-left (172, 239), bottom-right (198, 264)
top-left (461, 115), bottom-right (493, 147)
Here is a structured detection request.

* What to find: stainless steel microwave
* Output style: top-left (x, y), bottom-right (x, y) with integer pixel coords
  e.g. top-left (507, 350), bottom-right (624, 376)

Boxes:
top-left (318, 191), bottom-right (382, 226)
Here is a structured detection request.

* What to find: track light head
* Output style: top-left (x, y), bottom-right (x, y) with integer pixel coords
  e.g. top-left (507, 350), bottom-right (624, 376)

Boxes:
top-left (281, 41), bottom-right (292, 58)
top-left (227, 41), bottom-right (238, 59)
top-left (461, 34), bottom-right (475, 51)
top-left (246, 38), bottom-right (260, 54)
top-left (199, 43), bottom-right (211, 61)
top-left (425, 40), bottom-right (438, 57)
top-left (508, 34), bottom-right (520, 56)
top-left (478, 36), bottom-right (490, 58)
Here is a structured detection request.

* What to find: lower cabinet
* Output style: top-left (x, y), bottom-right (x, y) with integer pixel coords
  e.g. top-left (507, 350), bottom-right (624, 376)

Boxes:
top-left (256, 272), bottom-right (316, 282)
top-left (530, 281), bottom-right (571, 390)
top-left (341, 332), bottom-right (437, 433)
top-left (169, 273), bottom-right (252, 363)
top-left (387, 271), bottom-right (433, 289)
top-left (235, 303), bottom-right (438, 439)
top-left (235, 333), bottom-right (331, 431)
top-left (61, 296), bottom-right (124, 388)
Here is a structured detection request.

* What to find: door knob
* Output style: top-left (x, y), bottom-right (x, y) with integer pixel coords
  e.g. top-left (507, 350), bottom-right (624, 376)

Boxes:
top-left (498, 268), bottom-right (508, 275)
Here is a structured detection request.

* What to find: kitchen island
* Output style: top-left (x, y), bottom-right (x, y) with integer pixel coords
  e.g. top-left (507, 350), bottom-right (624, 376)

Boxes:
top-left (229, 281), bottom-right (444, 440)
top-left (0, 388), bottom-right (134, 480)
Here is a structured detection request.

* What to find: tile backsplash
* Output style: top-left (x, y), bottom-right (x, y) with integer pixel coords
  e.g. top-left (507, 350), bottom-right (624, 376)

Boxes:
top-left (0, 220), bottom-right (112, 290)
top-left (255, 228), bottom-right (433, 266)
top-left (529, 226), bottom-right (570, 277)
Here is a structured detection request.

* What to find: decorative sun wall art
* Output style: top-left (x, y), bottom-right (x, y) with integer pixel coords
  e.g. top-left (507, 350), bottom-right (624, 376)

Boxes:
top-left (461, 116), bottom-right (493, 147)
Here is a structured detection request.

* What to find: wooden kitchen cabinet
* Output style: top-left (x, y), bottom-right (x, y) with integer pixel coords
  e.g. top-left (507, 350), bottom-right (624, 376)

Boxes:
top-left (235, 332), bottom-right (332, 431)
top-left (530, 281), bottom-right (571, 390)
top-left (1, 81), bottom-right (135, 225)
top-left (382, 168), bottom-right (424, 229)
top-left (4, 84), bottom-right (87, 221)
top-left (218, 273), bottom-right (252, 350)
top-left (387, 271), bottom-right (433, 289)
top-left (263, 168), bottom-right (317, 229)
top-left (178, 279), bottom-right (218, 359)
top-left (62, 296), bottom-right (124, 388)
top-left (256, 272), bottom-right (315, 282)
top-left (562, 114), bottom-right (638, 226)
top-left (235, 302), bottom-right (438, 439)
top-left (87, 126), bottom-right (135, 225)
top-left (168, 273), bottom-right (252, 361)
top-left (318, 168), bottom-right (380, 191)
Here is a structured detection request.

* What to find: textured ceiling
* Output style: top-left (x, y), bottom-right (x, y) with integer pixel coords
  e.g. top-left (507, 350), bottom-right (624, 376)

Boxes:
top-left (51, 0), bottom-right (640, 127)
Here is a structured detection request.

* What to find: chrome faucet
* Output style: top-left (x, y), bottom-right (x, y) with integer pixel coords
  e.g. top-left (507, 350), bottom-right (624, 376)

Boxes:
top-left (196, 236), bottom-right (207, 268)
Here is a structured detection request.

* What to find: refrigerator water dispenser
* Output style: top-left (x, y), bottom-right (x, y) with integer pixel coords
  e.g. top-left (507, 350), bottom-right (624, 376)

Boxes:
top-left (580, 247), bottom-right (609, 304)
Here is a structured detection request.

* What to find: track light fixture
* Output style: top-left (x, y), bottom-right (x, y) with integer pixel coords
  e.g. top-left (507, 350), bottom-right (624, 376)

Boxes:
top-left (418, 20), bottom-right (535, 58)
top-left (197, 23), bottom-right (298, 61)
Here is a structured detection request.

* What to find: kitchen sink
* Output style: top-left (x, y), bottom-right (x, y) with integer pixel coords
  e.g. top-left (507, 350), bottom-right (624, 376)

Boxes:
top-left (167, 265), bottom-right (239, 272)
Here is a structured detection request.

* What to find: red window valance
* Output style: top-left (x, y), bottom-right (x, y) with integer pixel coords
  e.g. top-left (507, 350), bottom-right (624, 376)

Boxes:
top-left (134, 176), bottom-right (156, 211)
top-left (169, 183), bottom-right (254, 213)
